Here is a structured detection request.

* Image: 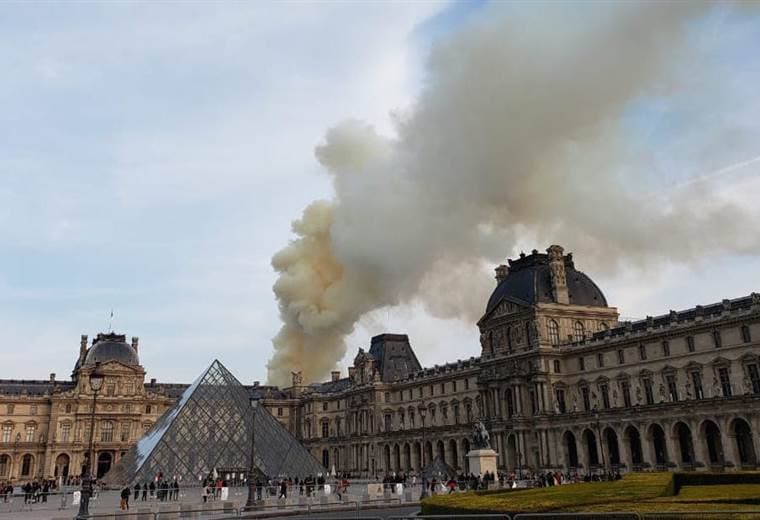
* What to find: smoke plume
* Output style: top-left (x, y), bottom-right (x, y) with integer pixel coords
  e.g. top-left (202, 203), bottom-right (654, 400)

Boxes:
top-left (267, 2), bottom-right (760, 386)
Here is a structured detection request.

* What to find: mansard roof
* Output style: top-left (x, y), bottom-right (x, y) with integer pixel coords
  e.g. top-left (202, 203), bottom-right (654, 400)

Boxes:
top-left (568, 293), bottom-right (760, 349)
top-left (368, 333), bottom-right (422, 383)
top-left (486, 248), bottom-right (608, 314)
top-left (0, 379), bottom-right (75, 396)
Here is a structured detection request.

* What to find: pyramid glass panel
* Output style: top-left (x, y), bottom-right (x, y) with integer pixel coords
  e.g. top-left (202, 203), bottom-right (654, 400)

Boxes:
top-left (105, 360), bottom-right (324, 486)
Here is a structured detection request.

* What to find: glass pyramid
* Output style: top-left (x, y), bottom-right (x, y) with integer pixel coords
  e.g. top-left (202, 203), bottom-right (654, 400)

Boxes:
top-left (105, 359), bottom-right (324, 485)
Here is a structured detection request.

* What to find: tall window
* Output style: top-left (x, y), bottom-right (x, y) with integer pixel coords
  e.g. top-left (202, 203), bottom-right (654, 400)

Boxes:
top-left (60, 423), bottom-right (71, 442)
top-left (686, 336), bottom-right (695, 352)
top-left (666, 374), bottom-right (679, 402)
top-left (597, 353), bottom-right (604, 368)
top-left (621, 381), bottom-right (632, 408)
top-left (581, 386), bottom-right (590, 411)
top-left (506, 389), bottom-right (514, 417)
top-left (553, 360), bottom-right (561, 373)
top-left (713, 330), bottom-right (722, 348)
top-left (322, 421), bottom-right (329, 438)
top-left (691, 371), bottom-right (704, 399)
top-left (643, 378), bottom-right (654, 405)
top-left (578, 357), bottom-right (585, 371)
top-left (65, 404), bottom-right (72, 414)
top-left (323, 402), bottom-right (328, 411)
top-left (384, 414), bottom-right (392, 432)
top-left (464, 379), bottom-right (470, 390)
top-left (106, 383), bottom-right (115, 396)
top-left (101, 421), bottom-right (114, 442)
top-left (548, 320), bottom-right (560, 346)
top-left (277, 407), bottom-right (283, 417)
top-left (121, 422), bottom-right (130, 442)
top-left (6, 404), bottom-right (13, 415)
top-left (747, 364), bottom-right (760, 394)
top-left (1, 425), bottom-right (10, 443)
top-left (21, 454), bottom-right (33, 476)
top-left (662, 341), bottom-right (670, 357)
top-left (452, 380), bottom-right (457, 392)
top-left (465, 404), bottom-right (472, 423)
top-left (146, 405), bottom-right (152, 414)
top-left (718, 367), bottom-right (732, 396)
top-left (529, 389), bottom-right (538, 415)
top-left (618, 350), bottom-right (625, 365)
top-left (600, 384), bottom-right (610, 409)
top-left (30, 405), bottom-right (37, 416)
top-left (639, 344), bottom-right (648, 361)
top-left (742, 325), bottom-right (752, 343)
top-left (452, 405), bottom-right (459, 425)
top-left (25, 424), bottom-right (36, 442)
top-left (573, 322), bottom-right (585, 342)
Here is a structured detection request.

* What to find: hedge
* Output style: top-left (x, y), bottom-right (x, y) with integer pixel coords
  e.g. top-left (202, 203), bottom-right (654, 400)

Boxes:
top-left (421, 472), bottom-right (760, 515)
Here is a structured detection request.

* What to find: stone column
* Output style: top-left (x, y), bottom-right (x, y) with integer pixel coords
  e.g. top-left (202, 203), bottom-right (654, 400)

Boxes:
top-left (664, 427), bottom-right (679, 466)
top-left (641, 430), bottom-right (656, 469)
top-left (620, 429), bottom-right (633, 472)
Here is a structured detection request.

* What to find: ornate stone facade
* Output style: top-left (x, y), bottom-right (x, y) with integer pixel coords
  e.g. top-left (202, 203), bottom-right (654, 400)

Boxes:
top-left (3, 245), bottom-right (759, 482)
top-left (265, 246), bottom-right (760, 477)
top-left (0, 333), bottom-right (183, 483)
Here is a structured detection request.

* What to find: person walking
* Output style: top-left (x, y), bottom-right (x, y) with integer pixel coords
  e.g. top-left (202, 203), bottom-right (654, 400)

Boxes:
top-left (279, 479), bottom-right (287, 499)
top-left (133, 482), bottom-right (140, 501)
top-left (120, 486), bottom-right (130, 510)
top-left (141, 482), bottom-right (147, 501)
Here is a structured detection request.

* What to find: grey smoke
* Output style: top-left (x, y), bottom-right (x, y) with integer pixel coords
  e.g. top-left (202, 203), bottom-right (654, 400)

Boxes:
top-left (267, 2), bottom-right (760, 386)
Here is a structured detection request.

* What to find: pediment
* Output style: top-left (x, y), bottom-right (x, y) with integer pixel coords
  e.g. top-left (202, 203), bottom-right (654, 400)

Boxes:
top-left (479, 296), bottom-right (530, 324)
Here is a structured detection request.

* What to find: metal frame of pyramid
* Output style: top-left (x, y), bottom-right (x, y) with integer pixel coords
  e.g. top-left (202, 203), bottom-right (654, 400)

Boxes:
top-left (105, 359), bottom-right (324, 485)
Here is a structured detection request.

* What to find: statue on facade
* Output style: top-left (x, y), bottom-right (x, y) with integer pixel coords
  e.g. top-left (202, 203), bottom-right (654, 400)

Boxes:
top-left (684, 380), bottom-right (693, 400)
top-left (635, 386), bottom-right (642, 405)
top-left (712, 377), bottom-right (721, 398)
top-left (658, 383), bottom-right (667, 403)
top-left (612, 389), bottom-right (618, 407)
top-left (743, 374), bottom-right (752, 395)
top-left (471, 420), bottom-right (491, 450)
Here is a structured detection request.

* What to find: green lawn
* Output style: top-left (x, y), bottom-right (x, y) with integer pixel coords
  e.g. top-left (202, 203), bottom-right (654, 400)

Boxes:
top-left (421, 473), bottom-right (760, 515)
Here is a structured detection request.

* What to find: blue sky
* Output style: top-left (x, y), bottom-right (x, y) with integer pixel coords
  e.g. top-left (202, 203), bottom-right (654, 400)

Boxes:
top-left (1, 1), bottom-right (759, 385)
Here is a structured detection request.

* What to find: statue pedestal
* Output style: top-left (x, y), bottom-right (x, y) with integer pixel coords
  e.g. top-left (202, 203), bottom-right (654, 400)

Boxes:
top-left (466, 449), bottom-right (498, 477)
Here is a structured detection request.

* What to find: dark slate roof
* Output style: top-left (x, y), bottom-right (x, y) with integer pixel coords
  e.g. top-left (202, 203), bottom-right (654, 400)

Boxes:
top-left (247, 385), bottom-right (289, 400)
top-left (0, 380), bottom-right (75, 396)
top-left (573, 293), bottom-right (759, 346)
top-left (83, 333), bottom-right (140, 367)
top-left (309, 378), bottom-right (352, 394)
top-left (145, 383), bottom-right (189, 399)
top-left (486, 249), bottom-right (607, 314)
top-left (369, 334), bottom-right (422, 383)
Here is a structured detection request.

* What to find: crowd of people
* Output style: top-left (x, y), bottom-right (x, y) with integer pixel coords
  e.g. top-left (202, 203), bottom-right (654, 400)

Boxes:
top-left (1, 479), bottom-right (58, 504)
top-left (119, 475), bottom-right (181, 510)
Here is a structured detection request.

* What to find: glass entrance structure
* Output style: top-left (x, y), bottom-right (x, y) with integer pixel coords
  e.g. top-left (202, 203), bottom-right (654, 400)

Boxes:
top-left (105, 360), bottom-right (323, 485)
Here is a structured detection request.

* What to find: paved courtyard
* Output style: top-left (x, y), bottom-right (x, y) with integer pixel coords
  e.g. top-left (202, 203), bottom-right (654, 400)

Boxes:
top-left (0, 485), bottom-right (421, 520)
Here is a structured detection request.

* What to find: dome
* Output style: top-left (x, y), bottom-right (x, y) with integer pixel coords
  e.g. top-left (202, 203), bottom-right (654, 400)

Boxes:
top-left (485, 247), bottom-right (608, 315)
top-left (83, 333), bottom-right (140, 367)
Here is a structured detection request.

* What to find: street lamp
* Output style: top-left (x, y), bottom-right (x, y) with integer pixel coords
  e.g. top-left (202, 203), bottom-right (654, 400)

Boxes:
top-left (245, 400), bottom-right (258, 510)
top-left (76, 362), bottom-right (104, 520)
top-left (418, 404), bottom-right (428, 498)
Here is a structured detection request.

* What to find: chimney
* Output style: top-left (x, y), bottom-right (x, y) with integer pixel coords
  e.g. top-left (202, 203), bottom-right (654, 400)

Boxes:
top-left (150, 378), bottom-right (156, 385)
top-left (131, 336), bottom-right (139, 352)
top-left (546, 245), bottom-right (569, 304)
top-left (79, 335), bottom-right (88, 361)
top-left (253, 381), bottom-right (260, 387)
top-left (49, 373), bottom-right (56, 383)
top-left (494, 264), bottom-right (509, 284)
top-left (348, 367), bottom-right (356, 380)
top-left (331, 371), bottom-right (341, 382)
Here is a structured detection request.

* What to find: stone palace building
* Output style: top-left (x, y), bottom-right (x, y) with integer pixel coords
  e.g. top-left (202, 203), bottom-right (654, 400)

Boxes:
top-left (2, 245), bottom-right (759, 483)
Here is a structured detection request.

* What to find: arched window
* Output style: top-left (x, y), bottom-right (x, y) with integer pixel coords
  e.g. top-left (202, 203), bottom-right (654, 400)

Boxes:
top-left (100, 421), bottom-right (114, 442)
top-left (598, 322), bottom-right (609, 332)
top-left (21, 454), bottom-right (33, 476)
top-left (548, 320), bottom-right (560, 346)
top-left (0, 454), bottom-right (9, 477)
top-left (574, 321), bottom-right (586, 342)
